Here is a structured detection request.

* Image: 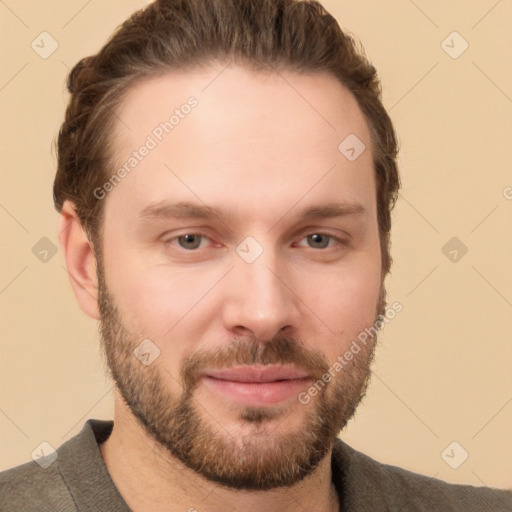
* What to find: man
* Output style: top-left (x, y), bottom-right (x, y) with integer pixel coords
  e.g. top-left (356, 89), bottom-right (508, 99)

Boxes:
top-left (1, 0), bottom-right (510, 510)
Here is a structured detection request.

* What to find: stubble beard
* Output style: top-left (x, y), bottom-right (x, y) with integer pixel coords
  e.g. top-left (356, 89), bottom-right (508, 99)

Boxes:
top-left (97, 264), bottom-right (383, 490)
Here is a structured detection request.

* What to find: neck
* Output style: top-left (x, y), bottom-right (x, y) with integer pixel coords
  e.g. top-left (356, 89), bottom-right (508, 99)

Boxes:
top-left (99, 395), bottom-right (340, 512)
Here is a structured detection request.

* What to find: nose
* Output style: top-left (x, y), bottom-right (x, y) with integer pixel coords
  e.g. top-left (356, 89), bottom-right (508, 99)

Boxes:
top-left (221, 243), bottom-right (302, 341)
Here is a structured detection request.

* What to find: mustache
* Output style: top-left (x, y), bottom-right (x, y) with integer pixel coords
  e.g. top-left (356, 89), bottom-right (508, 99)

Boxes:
top-left (179, 336), bottom-right (330, 393)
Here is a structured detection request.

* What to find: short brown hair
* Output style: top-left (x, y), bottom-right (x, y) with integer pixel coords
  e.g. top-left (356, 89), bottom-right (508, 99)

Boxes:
top-left (53, 0), bottom-right (400, 277)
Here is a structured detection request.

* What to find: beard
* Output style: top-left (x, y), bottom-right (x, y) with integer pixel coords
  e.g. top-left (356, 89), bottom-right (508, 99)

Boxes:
top-left (97, 263), bottom-right (384, 491)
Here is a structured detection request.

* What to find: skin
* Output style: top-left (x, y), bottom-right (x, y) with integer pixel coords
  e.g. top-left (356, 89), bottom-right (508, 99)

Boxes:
top-left (59, 63), bottom-right (383, 512)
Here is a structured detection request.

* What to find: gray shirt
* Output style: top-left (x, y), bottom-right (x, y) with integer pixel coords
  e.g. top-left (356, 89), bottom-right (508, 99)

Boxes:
top-left (1, 419), bottom-right (511, 511)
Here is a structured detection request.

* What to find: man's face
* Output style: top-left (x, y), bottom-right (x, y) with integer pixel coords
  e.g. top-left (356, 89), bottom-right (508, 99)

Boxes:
top-left (97, 64), bottom-right (383, 490)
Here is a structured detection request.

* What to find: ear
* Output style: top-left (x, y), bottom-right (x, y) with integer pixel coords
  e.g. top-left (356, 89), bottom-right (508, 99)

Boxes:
top-left (58, 201), bottom-right (100, 319)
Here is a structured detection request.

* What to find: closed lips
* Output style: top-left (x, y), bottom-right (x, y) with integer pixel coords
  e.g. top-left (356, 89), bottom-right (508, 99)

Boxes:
top-left (203, 365), bottom-right (310, 383)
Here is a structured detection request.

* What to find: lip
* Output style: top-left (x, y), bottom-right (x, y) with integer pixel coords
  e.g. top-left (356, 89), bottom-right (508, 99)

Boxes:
top-left (201, 365), bottom-right (312, 407)
top-left (204, 364), bottom-right (310, 383)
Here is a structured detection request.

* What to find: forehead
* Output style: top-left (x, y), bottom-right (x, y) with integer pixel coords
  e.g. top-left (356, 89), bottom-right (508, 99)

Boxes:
top-left (104, 64), bottom-right (376, 224)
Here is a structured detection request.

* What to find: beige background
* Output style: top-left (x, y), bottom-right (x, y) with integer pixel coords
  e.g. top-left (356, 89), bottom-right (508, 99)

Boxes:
top-left (1, 0), bottom-right (511, 489)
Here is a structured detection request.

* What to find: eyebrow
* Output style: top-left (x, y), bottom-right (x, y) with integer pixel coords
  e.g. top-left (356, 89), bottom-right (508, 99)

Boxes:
top-left (138, 200), bottom-right (367, 227)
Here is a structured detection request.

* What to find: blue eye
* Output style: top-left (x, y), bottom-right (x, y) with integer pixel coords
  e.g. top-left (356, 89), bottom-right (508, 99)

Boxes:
top-left (305, 233), bottom-right (332, 249)
top-left (176, 234), bottom-right (207, 250)
top-left (166, 232), bottom-right (345, 252)
top-left (299, 233), bottom-right (344, 249)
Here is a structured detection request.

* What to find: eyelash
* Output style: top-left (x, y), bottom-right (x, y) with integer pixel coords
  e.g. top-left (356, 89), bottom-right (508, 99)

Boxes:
top-left (164, 232), bottom-right (347, 251)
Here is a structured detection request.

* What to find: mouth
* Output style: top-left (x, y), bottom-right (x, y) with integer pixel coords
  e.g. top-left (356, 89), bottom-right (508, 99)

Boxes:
top-left (201, 365), bottom-right (312, 407)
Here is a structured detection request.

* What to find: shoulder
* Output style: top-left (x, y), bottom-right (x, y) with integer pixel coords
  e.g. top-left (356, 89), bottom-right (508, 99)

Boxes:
top-left (0, 419), bottom-right (114, 512)
top-left (332, 438), bottom-right (512, 511)
top-left (0, 456), bottom-right (78, 512)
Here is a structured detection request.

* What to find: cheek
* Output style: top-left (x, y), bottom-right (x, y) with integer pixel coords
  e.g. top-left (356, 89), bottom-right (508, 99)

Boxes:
top-left (101, 237), bottom-right (181, 336)
top-left (113, 270), bottom-right (191, 334)
top-left (302, 257), bottom-right (381, 353)
top-left (103, 243), bottom-right (222, 343)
